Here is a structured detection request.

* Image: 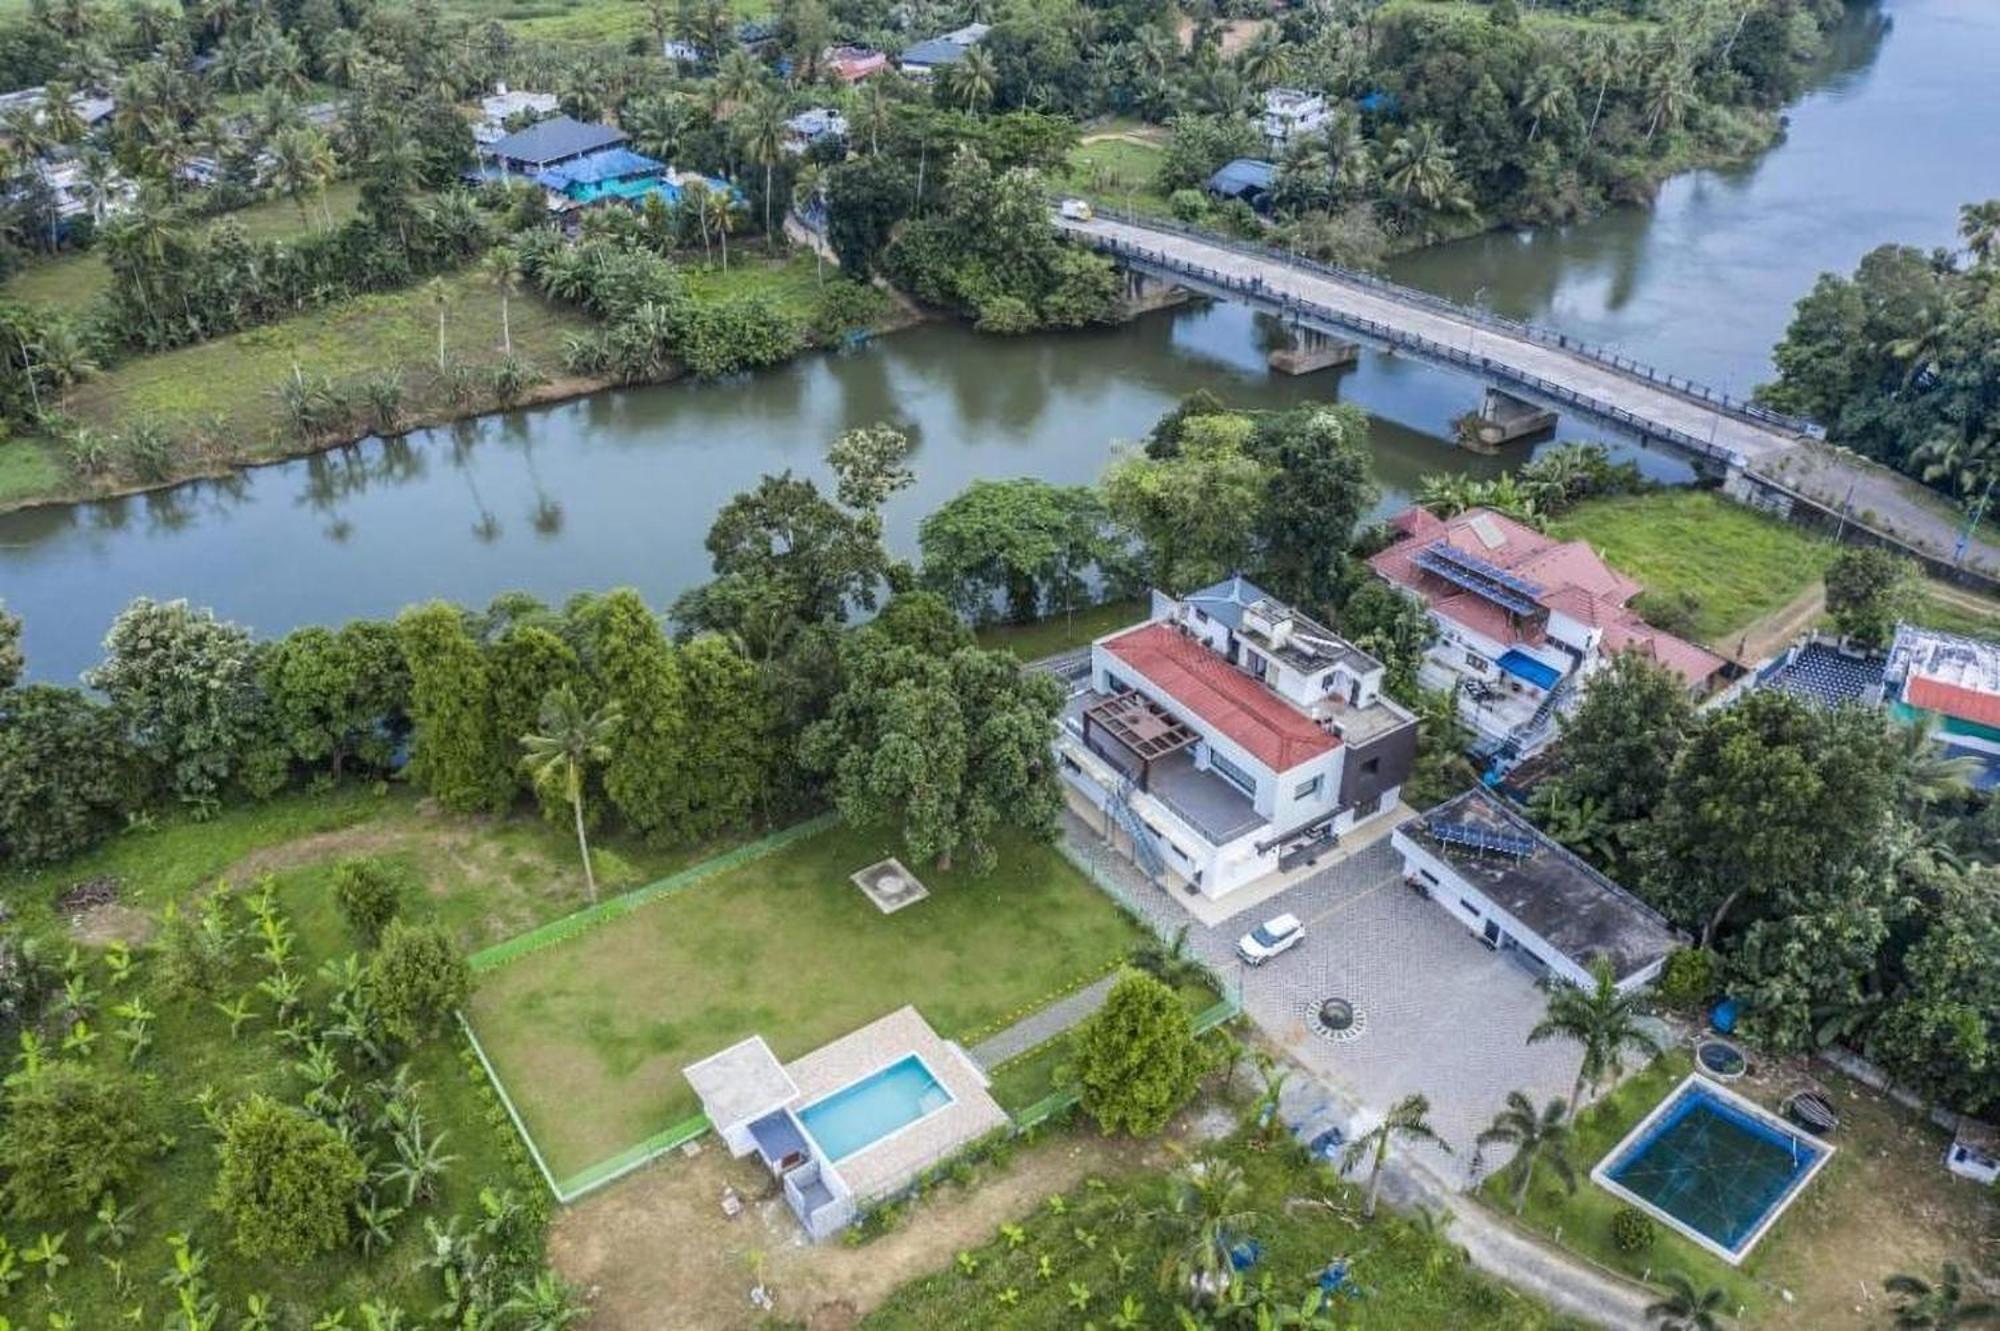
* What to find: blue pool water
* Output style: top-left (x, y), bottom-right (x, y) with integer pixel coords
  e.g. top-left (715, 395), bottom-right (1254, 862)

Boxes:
top-left (1603, 1081), bottom-right (1824, 1255)
top-left (797, 1054), bottom-right (953, 1162)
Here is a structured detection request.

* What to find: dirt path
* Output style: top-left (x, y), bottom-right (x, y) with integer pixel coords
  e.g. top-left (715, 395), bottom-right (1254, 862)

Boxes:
top-left (1920, 579), bottom-right (2000, 622)
top-left (1725, 579), bottom-right (1827, 664)
top-left (549, 1130), bottom-right (1177, 1331)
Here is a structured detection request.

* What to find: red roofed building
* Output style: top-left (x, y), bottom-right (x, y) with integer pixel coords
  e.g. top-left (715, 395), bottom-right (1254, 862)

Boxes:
top-left (1886, 624), bottom-right (2000, 742)
top-left (1055, 578), bottom-right (1418, 900)
top-left (1369, 506), bottom-right (1727, 757)
top-left (825, 45), bottom-right (888, 81)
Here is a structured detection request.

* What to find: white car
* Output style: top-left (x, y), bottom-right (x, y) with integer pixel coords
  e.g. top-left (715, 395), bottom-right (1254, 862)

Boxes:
top-left (1059, 197), bottom-right (1094, 221)
top-left (1236, 913), bottom-right (1304, 965)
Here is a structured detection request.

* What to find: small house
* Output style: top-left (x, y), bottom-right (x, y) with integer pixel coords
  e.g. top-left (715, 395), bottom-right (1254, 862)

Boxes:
top-left (1946, 1118), bottom-right (2000, 1185)
top-left (1205, 158), bottom-right (1277, 211)
top-left (785, 108), bottom-right (847, 153)
top-left (1262, 88), bottom-right (1331, 150)
top-left (826, 44), bottom-right (888, 82)
top-left (481, 115), bottom-right (629, 177)
top-left (898, 22), bottom-right (990, 78)
top-left (474, 85), bottom-right (560, 146)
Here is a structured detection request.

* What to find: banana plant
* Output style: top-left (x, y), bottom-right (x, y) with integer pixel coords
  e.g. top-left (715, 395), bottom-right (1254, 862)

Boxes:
top-left (212, 994), bottom-right (257, 1038)
top-left (87, 1193), bottom-right (139, 1251)
top-left (103, 940), bottom-right (135, 987)
top-left (21, 1231), bottom-right (68, 1291)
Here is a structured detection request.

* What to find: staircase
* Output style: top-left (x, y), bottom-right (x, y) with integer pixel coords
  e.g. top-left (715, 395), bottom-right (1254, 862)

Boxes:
top-left (1510, 670), bottom-right (1578, 756)
top-left (1107, 778), bottom-right (1169, 883)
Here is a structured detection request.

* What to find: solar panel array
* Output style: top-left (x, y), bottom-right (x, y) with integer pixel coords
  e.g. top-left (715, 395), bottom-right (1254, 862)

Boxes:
top-left (1763, 644), bottom-right (1884, 709)
top-left (1413, 543), bottom-right (1545, 617)
top-left (1427, 818), bottom-right (1537, 860)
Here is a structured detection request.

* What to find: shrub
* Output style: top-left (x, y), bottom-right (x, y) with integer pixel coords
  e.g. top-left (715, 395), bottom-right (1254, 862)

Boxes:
top-left (0, 1061), bottom-right (157, 1219)
top-left (332, 855), bottom-right (407, 943)
top-left (1657, 947), bottom-right (1721, 1012)
top-left (212, 1094), bottom-right (365, 1264)
top-left (1634, 587), bottom-right (1703, 639)
top-left (1070, 972), bottom-right (1204, 1137)
top-left (1611, 1205), bottom-right (1656, 1254)
top-left (369, 918), bottom-right (470, 1042)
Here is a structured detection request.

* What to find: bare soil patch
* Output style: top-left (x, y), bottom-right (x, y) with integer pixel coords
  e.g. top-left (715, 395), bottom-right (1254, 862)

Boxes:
top-left (1176, 15), bottom-right (1267, 56)
top-left (551, 1129), bottom-right (1177, 1331)
top-left (67, 903), bottom-right (158, 947)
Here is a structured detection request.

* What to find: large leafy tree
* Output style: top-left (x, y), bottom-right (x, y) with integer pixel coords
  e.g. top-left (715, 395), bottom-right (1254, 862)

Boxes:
top-left (260, 620), bottom-right (409, 779)
top-left (0, 602), bottom-right (20, 689)
top-left (576, 589), bottom-right (691, 843)
top-left (1070, 972), bottom-right (1205, 1137)
top-left (1245, 404), bottom-right (1377, 611)
top-left (677, 633), bottom-right (775, 836)
top-left (1553, 652), bottom-right (1697, 831)
top-left (1102, 414), bottom-right (1271, 594)
top-left (919, 478), bottom-right (1114, 624)
top-left (0, 684), bottom-right (135, 867)
top-left (802, 630), bottom-right (1064, 872)
top-left (397, 602), bottom-right (513, 813)
top-left (1824, 545), bottom-right (1915, 650)
top-left (1335, 581), bottom-right (1436, 701)
top-left (369, 919), bottom-right (472, 1043)
top-left (212, 1095), bottom-right (366, 1264)
top-left (86, 598), bottom-right (261, 803)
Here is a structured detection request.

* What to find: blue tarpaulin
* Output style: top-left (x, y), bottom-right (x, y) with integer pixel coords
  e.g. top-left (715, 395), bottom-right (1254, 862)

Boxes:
top-left (1496, 649), bottom-right (1561, 691)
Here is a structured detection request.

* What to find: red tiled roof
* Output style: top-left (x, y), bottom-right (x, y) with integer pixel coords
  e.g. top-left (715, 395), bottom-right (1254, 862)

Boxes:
top-left (1600, 619), bottom-right (1728, 687)
top-left (1101, 622), bottom-right (1337, 772)
top-left (1428, 592), bottom-right (1525, 647)
top-left (1906, 675), bottom-right (2000, 729)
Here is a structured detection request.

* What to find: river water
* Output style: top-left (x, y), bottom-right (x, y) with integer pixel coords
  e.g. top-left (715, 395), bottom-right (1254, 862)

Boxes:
top-left (5, 0), bottom-right (1997, 685)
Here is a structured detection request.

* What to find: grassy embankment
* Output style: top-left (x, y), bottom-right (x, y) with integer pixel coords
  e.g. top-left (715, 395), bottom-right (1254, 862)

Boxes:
top-left (0, 785), bottom-right (755, 1326)
top-left (1552, 488), bottom-right (2000, 651)
top-left (972, 598), bottom-right (1146, 662)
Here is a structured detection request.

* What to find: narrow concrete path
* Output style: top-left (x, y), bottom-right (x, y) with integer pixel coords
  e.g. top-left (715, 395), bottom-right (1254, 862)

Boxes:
top-left (968, 973), bottom-right (1119, 1070)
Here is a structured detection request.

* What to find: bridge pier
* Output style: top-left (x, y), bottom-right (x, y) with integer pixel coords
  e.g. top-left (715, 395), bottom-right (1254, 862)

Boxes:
top-left (1116, 269), bottom-right (1191, 319)
top-left (1457, 387), bottom-right (1558, 452)
top-left (1268, 324), bottom-right (1359, 376)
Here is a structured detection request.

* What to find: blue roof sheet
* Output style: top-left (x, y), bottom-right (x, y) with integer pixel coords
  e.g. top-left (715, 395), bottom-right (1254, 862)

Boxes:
top-left (1207, 158), bottom-right (1276, 195)
top-left (537, 147), bottom-right (664, 188)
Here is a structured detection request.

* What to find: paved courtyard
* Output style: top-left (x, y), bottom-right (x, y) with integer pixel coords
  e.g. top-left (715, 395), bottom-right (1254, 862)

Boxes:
top-left (1065, 810), bottom-right (1581, 1187)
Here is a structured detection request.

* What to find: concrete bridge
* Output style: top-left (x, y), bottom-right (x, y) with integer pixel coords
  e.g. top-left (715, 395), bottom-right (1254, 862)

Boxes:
top-left (1060, 209), bottom-right (2000, 588)
top-left (1060, 210), bottom-right (1816, 472)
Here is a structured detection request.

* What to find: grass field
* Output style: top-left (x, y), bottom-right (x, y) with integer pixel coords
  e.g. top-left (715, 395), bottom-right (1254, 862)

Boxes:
top-left (1061, 135), bottom-right (1173, 217)
top-left (2, 181), bottom-right (366, 312)
top-left (1550, 490), bottom-right (1838, 645)
top-left (866, 1130), bottom-right (1590, 1330)
top-left (973, 598), bottom-right (1145, 662)
top-left (466, 820), bottom-right (1153, 1178)
top-left (437, 0), bottom-right (766, 43)
top-left (0, 784), bottom-right (741, 1326)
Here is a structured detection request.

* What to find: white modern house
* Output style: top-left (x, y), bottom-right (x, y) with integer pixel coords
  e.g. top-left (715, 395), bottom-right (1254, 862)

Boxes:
top-left (1392, 787), bottom-right (1678, 993)
top-left (1370, 506), bottom-right (1726, 759)
top-left (1056, 577), bottom-right (1418, 900)
top-left (473, 85), bottom-right (560, 146)
top-left (1261, 88), bottom-right (1332, 150)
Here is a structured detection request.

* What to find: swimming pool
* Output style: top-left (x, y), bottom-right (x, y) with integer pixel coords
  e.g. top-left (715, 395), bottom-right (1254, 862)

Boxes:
top-left (797, 1053), bottom-right (954, 1163)
top-left (1593, 1075), bottom-right (1831, 1263)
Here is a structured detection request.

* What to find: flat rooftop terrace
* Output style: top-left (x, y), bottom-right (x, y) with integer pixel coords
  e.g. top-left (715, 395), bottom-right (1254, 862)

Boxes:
top-left (1401, 788), bottom-right (1677, 984)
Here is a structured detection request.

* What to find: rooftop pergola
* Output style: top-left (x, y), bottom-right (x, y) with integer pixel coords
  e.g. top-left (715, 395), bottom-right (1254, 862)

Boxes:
top-left (1085, 691), bottom-right (1197, 761)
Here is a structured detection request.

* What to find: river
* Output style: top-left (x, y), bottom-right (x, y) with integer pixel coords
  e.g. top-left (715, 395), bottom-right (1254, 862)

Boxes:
top-left (5, 0), bottom-right (1998, 685)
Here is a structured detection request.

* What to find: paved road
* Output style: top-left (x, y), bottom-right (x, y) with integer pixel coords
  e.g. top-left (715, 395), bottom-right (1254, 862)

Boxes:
top-left (1059, 213), bottom-right (1795, 467)
top-left (969, 973), bottom-right (1117, 1070)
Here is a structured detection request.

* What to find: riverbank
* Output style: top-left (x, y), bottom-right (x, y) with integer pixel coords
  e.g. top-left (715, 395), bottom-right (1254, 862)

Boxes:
top-left (0, 252), bottom-right (910, 515)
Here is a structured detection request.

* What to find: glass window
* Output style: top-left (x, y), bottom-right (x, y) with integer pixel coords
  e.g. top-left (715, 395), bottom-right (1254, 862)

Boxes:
top-left (1210, 751), bottom-right (1256, 796)
top-left (1293, 775), bottom-right (1322, 800)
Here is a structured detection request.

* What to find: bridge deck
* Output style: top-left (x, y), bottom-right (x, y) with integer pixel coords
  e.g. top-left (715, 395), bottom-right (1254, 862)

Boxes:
top-left (1063, 214), bottom-right (1796, 468)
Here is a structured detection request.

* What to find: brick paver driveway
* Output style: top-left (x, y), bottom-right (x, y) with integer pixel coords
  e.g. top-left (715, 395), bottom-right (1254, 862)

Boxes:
top-left (1069, 816), bottom-right (1580, 1186)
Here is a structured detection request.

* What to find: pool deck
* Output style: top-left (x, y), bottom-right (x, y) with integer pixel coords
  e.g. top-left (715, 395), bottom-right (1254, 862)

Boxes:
top-left (783, 1005), bottom-right (1008, 1204)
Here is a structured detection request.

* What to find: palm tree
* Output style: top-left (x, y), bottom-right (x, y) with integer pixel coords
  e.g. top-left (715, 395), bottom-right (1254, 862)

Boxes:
top-left (1527, 957), bottom-right (1663, 1120)
top-left (792, 161), bottom-right (827, 283)
top-left (1960, 201), bottom-right (2000, 266)
top-left (704, 186), bottom-right (738, 270)
top-left (1380, 122), bottom-right (1471, 219)
top-left (37, 79), bottom-right (88, 149)
top-left (1520, 65), bottom-right (1572, 143)
top-left (947, 45), bottom-right (997, 111)
top-left (520, 687), bottom-right (622, 904)
top-left (482, 245), bottom-right (521, 355)
top-left (625, 94), bottom-right (691, 165)
top-left (1237, 29), bottom-right (1290, 89)
top-left (735, 87), bottom-right (789, 244)
top-left (1643, 58), bottom-right (1692, 143)
top-left (852, 78), bottom-right (893, 157)
top-left (1153, 1157), bottom-right (1261, 1307)
top-left (1894, 713), bottom-right (1983, 812)
top-left (715, 47), bottom-right (765, 109)
top-left (1340, 1093), bottom-right (1450, 1218)
top-left (1884, 1262), bottom-right (2000, 1329)
top-left (268, 125), bottom-right (337, 228)
top-left (1476, 1091), bottom-right (1576, 1215)
top-left (1647, 1271), bottom-right (1729, 1330)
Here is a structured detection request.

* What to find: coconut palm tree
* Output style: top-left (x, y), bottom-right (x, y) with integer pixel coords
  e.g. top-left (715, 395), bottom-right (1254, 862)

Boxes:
top-left (1153, 1157), bottom-right (1261, 1307)
top-left (1960, 201), bottom-right (2000, 266)
top-left (1647, 1271), bottom-right (1728, 1330)
top-left (715, 47), bottom-right (765, 109)
top-left (852, 78), bottom-right (893, 157)
top-left (1236, 29), bottom-right (1290, 89)
top-left (625, 94), bottom-right (691, 165)
top-left (520, 687), bottom-right (622, 903)
top-left (735, 86), bottom-right (789, 244)
top-left (948, 45), bottom-right (998, 111)
top-left (1893, 713), bottom-right (1984, 812)
top-left (1520, 65), bottom-right (1572, 143)
top-left (1380, 122), bottom-right (1471, 220)
top-left (1340, 1093), bottom-right (1450, 1218)
top-left (1476, 1091), bottom-right (1576, 1215)
top-left (1528, 957), bottom-right (1663, 1120)
top-left (482, 245), bottom-right (522, 355)
top-left (36, 79), bottom-right (88, 149)
top-left (267, 125), bottom-right (337, 228)
top-left (1884, 1262), bottom-right (2000, 1329)
top-left (704, 185), bottom-right (738, 270)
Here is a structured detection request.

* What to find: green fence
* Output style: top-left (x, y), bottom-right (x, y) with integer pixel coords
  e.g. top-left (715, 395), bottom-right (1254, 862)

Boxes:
top-left (469, 813), bottom-right (837, 973)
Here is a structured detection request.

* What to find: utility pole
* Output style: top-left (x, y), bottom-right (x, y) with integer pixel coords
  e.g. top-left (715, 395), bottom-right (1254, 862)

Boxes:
top-left (1954, 474), bottom-right (1996, 567)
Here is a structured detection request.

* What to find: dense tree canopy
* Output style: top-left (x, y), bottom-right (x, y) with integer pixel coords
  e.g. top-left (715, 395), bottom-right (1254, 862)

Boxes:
top-left (1070, 972), bottom-right (1206, 1137)
top-left (919, 478), bottom-right (1115, 624)
top-left (212, 1095), bottom-right (367, 1265)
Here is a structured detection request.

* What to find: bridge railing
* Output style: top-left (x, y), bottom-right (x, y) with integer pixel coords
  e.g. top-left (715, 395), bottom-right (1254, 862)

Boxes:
top-left (1096, 236), bottom-right (1751, 470)
top-left (1069, 207), bottom-right (1826, 443)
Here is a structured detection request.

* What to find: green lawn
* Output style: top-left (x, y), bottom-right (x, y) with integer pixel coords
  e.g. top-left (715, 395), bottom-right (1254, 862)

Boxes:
top-left (1901, 584), bottom-right (2000, 640)
top-left (867, 1131), bottom-right (1591, 1330)
top-left (3, 181), bottom-right (365, 312)
top-left (437, 0), bottom-right (766, 42)
top-left (1478, 1053), bottom-right (1766, 1317)
top-left (1062, 137), bottom-right (1173, 217)
top-left (973, 598), bottom-right (1146, 662)
top-left (1549, 490), bottom-right (1837, 644)
top-left (466, 820), bottom-right (1152, 1178)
